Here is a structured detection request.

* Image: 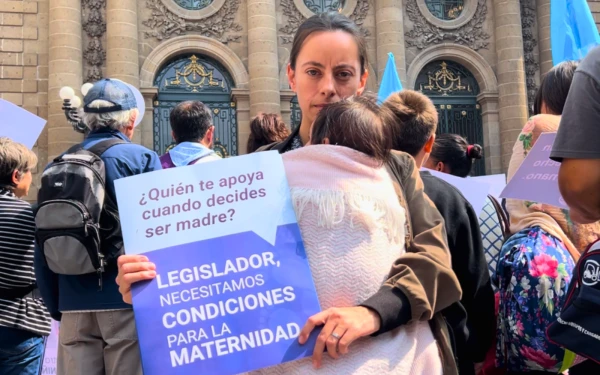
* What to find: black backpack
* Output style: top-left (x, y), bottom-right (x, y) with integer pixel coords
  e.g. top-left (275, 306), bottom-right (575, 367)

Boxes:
top-left (547, 239), bottom-right (600, 368)
top-left (35, 139), bottom-right (125, 288)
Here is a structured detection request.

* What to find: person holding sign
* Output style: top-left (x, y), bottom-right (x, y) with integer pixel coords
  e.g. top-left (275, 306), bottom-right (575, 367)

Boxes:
top-left (496, 61), bottom-right (600, 374)
top-left (264, 97), bottom-right (444, 374)
top-left (383, 91), bottom-right (495, 375)
top-left (257, 12), bottom-right (460, 369)
top-left (117, 12), bottom-right (461, 373)
top-left (0, 138), bottom-right (51, 375)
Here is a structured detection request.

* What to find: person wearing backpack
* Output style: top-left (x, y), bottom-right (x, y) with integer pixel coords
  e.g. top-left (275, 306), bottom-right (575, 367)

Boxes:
top-left (33, 78), bottom-right (162, 375)
top-left (383, 90), bottom-right (495, 375)
top-left (495, 62), bottom-right (600, 375)
top-left (0, 138), bottom-right (51, 375)
top-left (159, 100), bottom-right (221, 169)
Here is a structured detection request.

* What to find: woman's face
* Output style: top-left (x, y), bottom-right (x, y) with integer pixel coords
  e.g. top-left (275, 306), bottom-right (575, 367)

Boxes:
top-left (288, 30), bottom-right (368, 128)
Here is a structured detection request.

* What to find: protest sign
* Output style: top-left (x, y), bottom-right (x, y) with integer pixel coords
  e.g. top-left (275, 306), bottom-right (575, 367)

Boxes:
top-left (41, 320), bottom-right (59, 375)
top-left (500, 133), bottom-right (568, 209)
top-left (422, 169), bottom-right (491, 215)
top-left (471, 174), bottom-right (506, 200)
top-left (115, 151), bottom-right (321, 375)
top-left (0, 99), bottom-right (46, 148)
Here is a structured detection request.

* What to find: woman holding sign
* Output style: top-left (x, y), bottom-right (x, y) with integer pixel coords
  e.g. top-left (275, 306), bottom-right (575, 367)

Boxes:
top-left (117, 12), bottom-right (460, 374)
top-left (496, 62), bottom-right (600, 374)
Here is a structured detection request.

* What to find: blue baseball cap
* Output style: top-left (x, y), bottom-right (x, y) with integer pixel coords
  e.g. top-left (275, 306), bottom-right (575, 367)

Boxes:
top-left (83, 78), bottom-right (137, 113)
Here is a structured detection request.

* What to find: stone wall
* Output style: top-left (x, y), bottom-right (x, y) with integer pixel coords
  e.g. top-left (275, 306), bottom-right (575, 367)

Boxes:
top-left (590, 0), bottom-right (600, 30)
top-left (0, 0), bottom-right (49, 201)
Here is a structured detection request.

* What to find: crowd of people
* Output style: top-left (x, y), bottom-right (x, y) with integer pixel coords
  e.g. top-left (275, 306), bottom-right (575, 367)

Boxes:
top-left (1, 10), bottom-right (600, 375)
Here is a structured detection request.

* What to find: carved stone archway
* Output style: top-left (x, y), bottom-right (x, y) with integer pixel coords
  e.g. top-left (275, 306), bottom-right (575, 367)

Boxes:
top-left (140, 35), bottom-right (249, 89)
top-left (408, 44), bottom-right (502, 174)
top-left (138, 35), bottom-right (250, 152)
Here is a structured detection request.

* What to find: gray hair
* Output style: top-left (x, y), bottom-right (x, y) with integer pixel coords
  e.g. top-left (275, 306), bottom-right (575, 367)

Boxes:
top-left (0, 137), bottom-right (37, 187)
top-left (82, 100), bottom-right (139, 132)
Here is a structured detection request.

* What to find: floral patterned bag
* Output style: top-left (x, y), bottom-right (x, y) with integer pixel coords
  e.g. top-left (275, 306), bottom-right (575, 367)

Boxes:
top-left (495, 227), bottom-right (576, 372)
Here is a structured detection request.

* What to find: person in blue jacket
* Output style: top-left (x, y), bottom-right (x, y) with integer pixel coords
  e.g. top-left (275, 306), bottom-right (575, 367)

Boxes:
top-left (34, 79), bottom-right (162, 375)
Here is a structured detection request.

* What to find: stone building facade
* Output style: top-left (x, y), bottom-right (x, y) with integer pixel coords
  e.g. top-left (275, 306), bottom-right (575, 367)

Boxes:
top-left (1, 0), bottom-right (600, 200)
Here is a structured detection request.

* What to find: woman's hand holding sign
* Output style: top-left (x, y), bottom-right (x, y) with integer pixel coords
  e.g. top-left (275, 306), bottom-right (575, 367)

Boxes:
top-left (116, 255), bottom-right (157, 304)
top-left (298, 306), bottom-right (381, 369)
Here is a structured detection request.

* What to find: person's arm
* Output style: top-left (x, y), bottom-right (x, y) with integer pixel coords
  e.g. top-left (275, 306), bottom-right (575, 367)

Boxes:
top-left (558, 158), bottom-right (600, 224)
top-left (34, 243), bottom-right (61, 321)
top-left (361, 152), bottom-right (462, 333)
top-left (550, 67), bottom-right (600, 223)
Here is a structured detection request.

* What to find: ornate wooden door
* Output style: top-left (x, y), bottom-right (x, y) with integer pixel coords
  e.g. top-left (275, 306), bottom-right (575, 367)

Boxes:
top-left (153, 54), bottom-right (237, 157)
top-left (416, 60), bottom-right (485, 176)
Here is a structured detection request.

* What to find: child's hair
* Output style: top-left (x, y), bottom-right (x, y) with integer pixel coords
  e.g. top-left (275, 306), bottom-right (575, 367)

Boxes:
top-left (247, 113), bottom-right (290, 153)
top-left (0, 137), bottom-right (37, 188)
top-left (310, 96), bottom-right (392, 162)
top-left (382, 90), bottom-right (439, 157)
top-left (430, 133), bottom-right (483, 177)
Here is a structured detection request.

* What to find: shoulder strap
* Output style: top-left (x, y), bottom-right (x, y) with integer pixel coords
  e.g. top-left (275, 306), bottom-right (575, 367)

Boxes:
top-left (487, 194), bottom-right (511, 241)
top-left (87, 138), bottom-right (127, 157)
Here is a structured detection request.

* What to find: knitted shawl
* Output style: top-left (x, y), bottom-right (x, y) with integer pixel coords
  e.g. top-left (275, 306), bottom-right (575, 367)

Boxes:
top-left (251, 145), bottom-right (442, 375)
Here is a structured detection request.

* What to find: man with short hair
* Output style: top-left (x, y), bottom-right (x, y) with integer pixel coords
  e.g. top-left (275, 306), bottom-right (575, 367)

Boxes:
top-left (382, 90), bottom-right (495, 375)
top-left (34, 78), bottom-right (161, 375)
top-left (160, 100), bottom-right (221, 168)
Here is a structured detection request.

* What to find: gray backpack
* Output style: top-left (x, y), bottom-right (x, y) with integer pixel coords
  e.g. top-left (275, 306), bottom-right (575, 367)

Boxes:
top-left (35, 139), bottom-right (125, 288)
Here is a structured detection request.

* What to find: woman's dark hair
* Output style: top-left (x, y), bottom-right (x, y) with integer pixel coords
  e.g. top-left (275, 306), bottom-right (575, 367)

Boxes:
top-left (430, 133), bottom-right (482, 177)
top-left (310, 96), bottom-right (392, 162)
top-left (533, 60), bottom-right (578, 115)
top-left (289, 12), bottom-right (368, 75)
top-left (170, 101), bottom-right (213, 143)
top-left (247, 113), bottom-right (290, 153)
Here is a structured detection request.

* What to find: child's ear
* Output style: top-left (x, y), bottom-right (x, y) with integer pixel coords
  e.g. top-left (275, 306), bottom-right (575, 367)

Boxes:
top-left (322, 138), bottom-right (330, 145)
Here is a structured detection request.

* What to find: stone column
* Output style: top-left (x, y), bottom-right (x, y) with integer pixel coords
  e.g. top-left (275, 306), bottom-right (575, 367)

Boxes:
top-left (106, 0), bottom-right (139, 87)
top-left (247, 0), bottom-right (280, 116)
top-left (375, 0), bottom-right (407, 87)
top-left (493, 0), bottom-right (529, 171)
top-left (537, 0), bottom-right (553, 76)
top-left (232, 89), bottom-right (251, 155)
top-left (280, 89), bottom-right (296, 131)
top-left (478, 92), bottom-right (502, 174)
top-left (48, 0), bottom-right (83, 159)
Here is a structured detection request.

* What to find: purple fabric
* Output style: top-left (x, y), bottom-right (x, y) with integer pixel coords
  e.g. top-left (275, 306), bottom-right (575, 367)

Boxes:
top-left (159, 152), bottom-right (201, 169)
top-left (159, 153), bottom-right (175, 169)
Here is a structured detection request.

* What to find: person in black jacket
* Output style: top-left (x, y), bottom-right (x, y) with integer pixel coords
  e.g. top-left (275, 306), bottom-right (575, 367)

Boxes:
top-left (383, 91), bottom-right (495, 375)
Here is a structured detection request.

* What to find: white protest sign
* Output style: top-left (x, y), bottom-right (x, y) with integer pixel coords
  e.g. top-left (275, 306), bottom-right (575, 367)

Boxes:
top-left (114, 151), bottom-right (297, 255)
top-left (500, 133), bottom-right (567, 209)
top-left (41, 320), bottom-right (59, 374)
top-left (470, 174), bottom-right (506, 199)
top-left (0, 99), bottom-right (46, 148)
top-left (423, 169), bottom-right (492, 215)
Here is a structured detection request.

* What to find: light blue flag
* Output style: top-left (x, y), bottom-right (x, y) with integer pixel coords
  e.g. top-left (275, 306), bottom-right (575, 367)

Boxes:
top-left (551, 0), bottom-right (600, 65)
top-left (378, 52), bottom-right (403, 103)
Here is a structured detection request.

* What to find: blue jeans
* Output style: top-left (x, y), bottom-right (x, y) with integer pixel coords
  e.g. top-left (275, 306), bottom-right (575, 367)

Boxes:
top-left (0, 326), bottom-right (45, 375)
